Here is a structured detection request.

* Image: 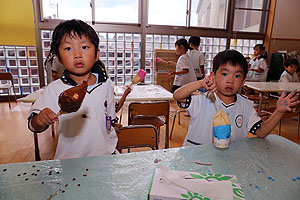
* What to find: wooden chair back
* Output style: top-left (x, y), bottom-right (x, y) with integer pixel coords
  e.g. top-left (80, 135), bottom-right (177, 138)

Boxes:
top-left (117, 125), bottom-right (158, 152)
top-left (0, 72), bottom-right (13, 81)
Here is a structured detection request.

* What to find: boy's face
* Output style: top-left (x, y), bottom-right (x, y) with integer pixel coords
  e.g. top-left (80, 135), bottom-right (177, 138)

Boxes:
top-left (57, 33), bottom-right (99, 77)
top-left (214, 63), bottom-right (245, 102)
top-left (285, 64), bottom-right (297, 75)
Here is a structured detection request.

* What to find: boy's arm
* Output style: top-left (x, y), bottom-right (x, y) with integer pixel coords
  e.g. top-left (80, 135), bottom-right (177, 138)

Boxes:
top-left (256, 90), bottom-right (299, 138)
top-left (173, 74), bottom-right (217, 102)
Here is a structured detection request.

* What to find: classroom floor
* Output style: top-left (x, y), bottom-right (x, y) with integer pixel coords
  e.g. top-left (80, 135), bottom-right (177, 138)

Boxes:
top-left (0, 98), bottom-right (299, 164)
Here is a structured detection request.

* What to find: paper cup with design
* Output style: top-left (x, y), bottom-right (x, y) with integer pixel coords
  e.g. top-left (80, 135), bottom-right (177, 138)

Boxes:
top-left (213, 93), bottom-right (231, 149)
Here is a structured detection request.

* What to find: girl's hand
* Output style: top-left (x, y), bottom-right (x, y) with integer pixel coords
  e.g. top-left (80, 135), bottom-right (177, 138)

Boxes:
top-left (202, 73), bottom-right (217, 93)
top-left (168, 71), bottom-right (175, 76)
top-left (167, 61), bottom-right (176, 67)
top-left (35, 108), bottom-right (58, 127)
top-left (276, 90), bottom-right (299, 113)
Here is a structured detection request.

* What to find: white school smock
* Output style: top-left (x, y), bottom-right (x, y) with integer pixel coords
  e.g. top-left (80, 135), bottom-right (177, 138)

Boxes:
top-left (28, 76), bottom-right (118, 160)
top-left (180, 93), bottom-right (261, 146)
top-left (187, 49), bottom-right (205, 78)
top-left (173, 54), bottom-right (197, 87)
top-left (279, 71), bottom-right (299, 82)
top-left (247, 57), bottom-right (268, 81)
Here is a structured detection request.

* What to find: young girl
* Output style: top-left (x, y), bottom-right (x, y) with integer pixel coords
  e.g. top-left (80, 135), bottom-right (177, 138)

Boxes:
top-left (247, 44), bottom-right (269, 82)
top-left (167, 38), bottom-right (196, 93)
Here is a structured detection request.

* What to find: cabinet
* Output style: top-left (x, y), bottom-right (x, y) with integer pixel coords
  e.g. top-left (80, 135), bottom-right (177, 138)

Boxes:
top-left (154, 49), bottom-right (179, 91)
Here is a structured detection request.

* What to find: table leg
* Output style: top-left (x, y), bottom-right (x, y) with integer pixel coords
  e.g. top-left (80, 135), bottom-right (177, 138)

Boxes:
top-left (257, 92), bottom-right (263, 115)
top-left (33, 132), bottom-right (41, 161)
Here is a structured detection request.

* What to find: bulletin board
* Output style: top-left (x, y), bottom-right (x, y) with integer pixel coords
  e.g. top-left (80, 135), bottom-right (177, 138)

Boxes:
top-left (0, 0), bottom-right (36, 46)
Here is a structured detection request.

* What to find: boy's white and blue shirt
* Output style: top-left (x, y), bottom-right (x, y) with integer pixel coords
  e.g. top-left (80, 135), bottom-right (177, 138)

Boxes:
top-left (178, 92), bottom-right (262, 146)
top-left (28, 66), bottom-right (118, 160)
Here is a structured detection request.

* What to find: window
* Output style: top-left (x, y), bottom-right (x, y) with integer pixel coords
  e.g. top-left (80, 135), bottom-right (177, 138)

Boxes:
top-left (42, 0), bottom-right (91, 21)
top-left (190, 0), bottom-right (228, 29)
top-left (148, 0), bottom-right (187, 26)
top-left (233, 0), bottom-right (269, 33)
top-left (95, 0), bottom-right (139, 23)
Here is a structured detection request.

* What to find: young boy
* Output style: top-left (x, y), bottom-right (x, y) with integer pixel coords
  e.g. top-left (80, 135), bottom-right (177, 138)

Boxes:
top-left (187, 36), bottom-right (205, 80)
top-left (174, 49), bottom-right (299, 146)
top-left (28, 19), bottom-right (119, 159)
top-left (279, 58), bottom-right (299, 83)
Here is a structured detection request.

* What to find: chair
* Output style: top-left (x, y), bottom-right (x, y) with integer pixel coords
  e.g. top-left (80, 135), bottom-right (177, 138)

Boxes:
top-left (169, 106), bottom-right (186, 140)
top-left (117, 125), bottom-right (158, 153)
top-left (260, 106), bottom-right (300, 139)
top-left (128, 101), bottom-right (170, 148)
top-left (0, 72), bottom-right (17, 109)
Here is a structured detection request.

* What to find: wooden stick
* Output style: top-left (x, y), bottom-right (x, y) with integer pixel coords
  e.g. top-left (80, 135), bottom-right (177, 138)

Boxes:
top-left (192, 161), bottom-right (212, 166)
top-left (55, 110), bottom-right (66, 118)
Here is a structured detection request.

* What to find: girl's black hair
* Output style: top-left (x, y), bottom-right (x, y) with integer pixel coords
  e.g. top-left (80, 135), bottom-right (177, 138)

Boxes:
top-left (51, 19), bottom-right (99, 61)
top-left (175, 38), bottom-right (191, 51)
top-left (213, 49), bottom-right (248, 76)
top-left (188, 36), bottom-right (200, 46)
top-left (254, 44), bottom-right (267, 59)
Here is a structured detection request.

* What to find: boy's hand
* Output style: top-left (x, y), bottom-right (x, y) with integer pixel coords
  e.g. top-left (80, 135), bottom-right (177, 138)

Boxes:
top-left (276, 90), bottom-right (299, 113)
top-left (202, 73), bottom-right (217, 93)
top-left (34, 108), bottom-right (58, 127)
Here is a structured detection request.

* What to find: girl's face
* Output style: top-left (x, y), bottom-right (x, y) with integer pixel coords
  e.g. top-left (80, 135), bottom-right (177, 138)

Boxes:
top-left (253, 46), bottom-right (264, 57)
top-left (175, 45), bottom-right (186, 56)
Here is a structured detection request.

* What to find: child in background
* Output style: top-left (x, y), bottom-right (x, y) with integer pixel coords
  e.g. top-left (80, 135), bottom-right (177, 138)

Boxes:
top-left (187, 36), bottom-right (205, 80)
top-left (173, 49), bottom-right (299, 146)
top-left (279, 58), bottom-right (299, 82)
top-left (167, 38), bottom-right (197, 93)
top-left (247, 44), bottom-right (269, 82)
top-left (28, 19), bottom-right (119, 159)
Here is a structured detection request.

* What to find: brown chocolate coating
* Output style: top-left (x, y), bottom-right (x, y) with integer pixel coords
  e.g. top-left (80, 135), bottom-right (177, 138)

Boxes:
top-left (58, 81), bottom-right (88, 113)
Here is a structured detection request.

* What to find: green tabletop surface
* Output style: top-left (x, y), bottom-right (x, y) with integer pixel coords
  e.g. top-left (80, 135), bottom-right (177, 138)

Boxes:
top-left (1, 135), bottom-right (300, 200)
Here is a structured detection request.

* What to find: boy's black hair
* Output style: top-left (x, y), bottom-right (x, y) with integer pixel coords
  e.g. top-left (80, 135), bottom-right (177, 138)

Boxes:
top-left (213, 49), bottom-right (248, 77)
top-left (51, 19), bottom-right (99, 61)
top-left (188, 36), bottom-right (200, 46)
top-left (254, 44), bottom-right (267, 59)
top-left (284, 58), bottom-right (299, 68)
top-left (175, 38), bottom-right (191, 51)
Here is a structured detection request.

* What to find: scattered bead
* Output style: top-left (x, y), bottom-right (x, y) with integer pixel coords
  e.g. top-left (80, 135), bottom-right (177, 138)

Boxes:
top-left (72, 178), bottom-right (76, 181)
top-left (23, 173), bottom-right (27, 175)
top-left (267, 176), bottom-right (272, 180)
top-left (77, 184), bottom-right (80, 187)
top-left (25, 178), bottom-right (29, 181)
top-left (83, 174), bottom-right (87, 177)
top-left (3, 169), bottom-right (7, 172)
top-left (292, 178), bottom-right (296, 181)
top-left (65, 184), bottom-right (68, 187)
top-left (86, 169), bottom-right (88, 171)
top-left (62, 190), bottom-right (65, 193)
top-left (32, 165), bottom-right (36, 168)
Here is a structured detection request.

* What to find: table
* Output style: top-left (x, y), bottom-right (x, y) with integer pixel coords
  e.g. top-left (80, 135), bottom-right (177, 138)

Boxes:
top-left (1, 135), bottom-right (300, 200)
top-left (244, 82), bottom-right (300, 114)
top-left (114, 84), bottom-right (174, 101)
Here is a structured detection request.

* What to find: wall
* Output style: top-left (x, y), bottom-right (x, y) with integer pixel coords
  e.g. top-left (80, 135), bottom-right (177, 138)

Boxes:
top-left (269, 0), bottom-right (300, 56)
top-left (0, 0), bottom-right (36, 46)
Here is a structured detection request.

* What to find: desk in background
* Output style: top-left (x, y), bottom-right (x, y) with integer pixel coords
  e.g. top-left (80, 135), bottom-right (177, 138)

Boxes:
top-left (1, 135), bottom-right (300, 200)
top-left (114, 84), bottom-right (173, 101)
top-left (244, 82), bottom-right (300, 114)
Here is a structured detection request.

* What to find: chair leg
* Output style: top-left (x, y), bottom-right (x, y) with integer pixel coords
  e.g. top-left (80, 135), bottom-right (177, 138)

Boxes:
top-left (297, 114), bottom-right (300, 141)
top-left (178, 110), bottom-right (181, 125)
top-left (169, 112), bottom-right (177, 140)
top-left (8, 90), bottom-right (11, 109)
top-left (279, 120), bottom-right (282, 136)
